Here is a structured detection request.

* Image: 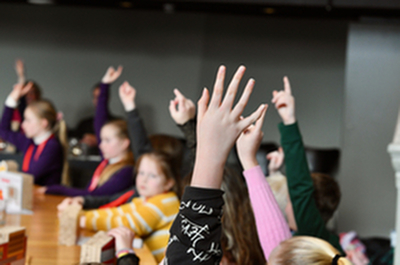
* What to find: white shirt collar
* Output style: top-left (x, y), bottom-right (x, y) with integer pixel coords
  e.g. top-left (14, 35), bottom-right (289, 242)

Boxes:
top-left (33, 131), bottom-right (53, 145)
top-left (109, 156), bottom-right (122, 165)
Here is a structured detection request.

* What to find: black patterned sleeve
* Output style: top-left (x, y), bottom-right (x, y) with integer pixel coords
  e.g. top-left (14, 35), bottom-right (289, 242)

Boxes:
top-left (165, 186), bottom-right (224, 265)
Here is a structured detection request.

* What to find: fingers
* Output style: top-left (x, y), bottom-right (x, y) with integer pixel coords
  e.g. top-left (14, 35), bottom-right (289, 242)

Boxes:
top-left (116, 65), bottom-right (123, 76)
top-left (119, 81), bottom-right (134, 95)
top-left (239, 104), bottom-right (267, 131)
top-left (222, 65), bottom-right (246, 109)
top-left (103, 65), bottom-right (123, 83)
top-left (173, 88), bottom-right (184, 100)
top-left (254, 104), bottom-right (268, 131)
top-left (197, 88), bottom-right (209, 120)
top-left (108, 226), bottom-right (132, 237)
top-left (22, 82), bottom-right (33, 94)
top-left (271, 90), bottom-right (279, 103)
top-left (278, 147), bottom-right (283, 154)
top-left (231, 78), bottom-right (255, 118)
top-left (283, 76), bottom-right (292, 95)
top-left (174, 89), bottom-right (187, 109)
top-left (107, 229), bottom-right (120, 238)
top-left (273, 96), bottom-right (288, 109)
top-left (15, 59), bottom-right (24, 72)
top-left (209, 65), bottom-right (226, 108)
top-left (168, 99), bottom-right (178, 115)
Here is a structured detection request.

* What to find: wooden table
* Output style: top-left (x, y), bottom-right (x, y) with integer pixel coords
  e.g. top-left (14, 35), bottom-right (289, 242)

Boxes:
top-left (5, 193), bottom-right (157, 265)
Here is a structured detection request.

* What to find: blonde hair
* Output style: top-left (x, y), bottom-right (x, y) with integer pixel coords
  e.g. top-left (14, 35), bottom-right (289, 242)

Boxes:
top-left (98, 152), bottom-right (135, 186)
top-left (28, 100), bottom-right (70, 185)
top-left (271, 236), bottom-right (351, 265)
top-left (266, 173), bottom-right (288, 220)
top-left (98, 119), bottom-right (135, 186)
top-left (103, 119), bottom-right (130, 141)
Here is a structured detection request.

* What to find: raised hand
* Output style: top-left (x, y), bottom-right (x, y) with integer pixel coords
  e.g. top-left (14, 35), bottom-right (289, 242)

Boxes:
top-left (101, 66), bottom-right (123, 84)
top-left (266, 147), bottom-right (284, 175)
top-left (168, 88), bottom-right (196, 125)
top-left (271, 76), bottom-right (295, 125)
top-left (9, 82), bottom-right (33, 102)
top-left (118, 81), bottom-right (137, 111)
top-left (236, 107), bottom-right (268, 170)
top-left (108, 226), bottom-right (135, 252)
top-left (15, 59), bottom-right (25, 84)
top-left (191, 65), bottom-right (266, 189)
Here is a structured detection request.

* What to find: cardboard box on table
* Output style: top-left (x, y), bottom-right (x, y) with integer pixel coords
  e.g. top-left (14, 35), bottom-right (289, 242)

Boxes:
top-left (80, 231), bottom-right (116, 264)
top-left (58, 204), bottom-right (81, 246)
top-left (0, 226), bottom-right (27, 265)
top-left (0, 170), bottom-right (33, 213)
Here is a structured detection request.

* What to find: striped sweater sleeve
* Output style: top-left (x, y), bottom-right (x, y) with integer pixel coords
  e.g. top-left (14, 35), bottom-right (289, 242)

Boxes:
top-left (84, 192), bottom-right (179, 237)
top-left (243, 165), bottom-right (291, 259)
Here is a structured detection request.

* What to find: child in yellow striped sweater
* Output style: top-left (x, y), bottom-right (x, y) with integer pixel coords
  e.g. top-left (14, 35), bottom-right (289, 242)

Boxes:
top-left (79, 151), bottom-right (181, 262)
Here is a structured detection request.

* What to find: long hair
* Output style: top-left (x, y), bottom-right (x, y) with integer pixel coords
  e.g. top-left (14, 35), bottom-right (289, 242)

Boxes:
top-left (311, 173), bottom-right (341, 223)
top-left (271, 236), bottom-right (352, 265)
top-left (135, 151), bottom-right (181, 199)
top-left (28, 99), bottom-right (69, 185)
top-left (149, 134), bottom-right (183, 171)
top-left (98, 120), bottom-right (135, 186)
top-left (220, 166), bottom-right (266, 265)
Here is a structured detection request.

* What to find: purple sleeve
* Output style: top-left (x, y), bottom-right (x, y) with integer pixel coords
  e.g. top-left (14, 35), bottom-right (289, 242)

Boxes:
top-left (243, 165), bottom-right (291, 260)
top-left (46, 166), bottom-right (134, 197)
top-left (94, 83), bottom-right (110, 158)
top-left (0, 106), bottom-right (31, 152)
top-left (28, 138), bottom-right (63, 186)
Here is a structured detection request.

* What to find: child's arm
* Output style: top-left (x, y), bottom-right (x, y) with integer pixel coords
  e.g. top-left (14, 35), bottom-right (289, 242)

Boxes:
top-left (45, 166), bottom-right (134, 196)
top-left (119, 81), bottom-right (152, 158)
top-left (94, 66), bottom-right (123, 156)
top-left (81, 194), bottom-right (177, 236)
top-left (168, 88), bottom-right (197, 163)
top-left (108, 227), bottom-right (140, 265)
top-left (273, 77), bottom-right (344, 254)
top-left (236, 109), bottom-right (291, 259)
top-left (15, 59), bottom-right (26, 85)
top-left (0, 82), bottom-right (33, 150)
top-left (165, 65), bottom-right (266, 265)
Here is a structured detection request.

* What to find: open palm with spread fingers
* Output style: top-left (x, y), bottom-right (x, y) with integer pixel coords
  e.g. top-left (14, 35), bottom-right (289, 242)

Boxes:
top-left (191, 65), bottom-right (266, 189)
top-left (272, 76), bottom-right (296, 125)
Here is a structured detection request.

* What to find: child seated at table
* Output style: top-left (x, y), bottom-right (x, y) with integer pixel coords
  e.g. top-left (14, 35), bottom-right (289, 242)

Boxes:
top-left (40, 66), bottom-right (135, 197)
top-left (0, 82), bottom-right (68, 186)
top-left (80, 150), bottom-right (181, 263)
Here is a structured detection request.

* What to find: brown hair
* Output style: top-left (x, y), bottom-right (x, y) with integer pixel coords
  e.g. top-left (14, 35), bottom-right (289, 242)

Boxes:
top-left (103, 119), bottom-right (130, 141)
top-left (135, 151), bottom-right (181, 199)
top-left (97, 119), bottom-right (135, 186)
top-left (26, 81), bottom-right (42, 102)
top-left (220, 167), bottom-right (266, 265)
top-left (311, 173), bottom-right (341, 224)
top-left (271, 236), bottom-right (351, 265)
top-left (180, 168), bottom-right (266, 264)
top-left (27, 99), bottom-right (69, 185)
top-left (149, 134), bottom-right (183, 170)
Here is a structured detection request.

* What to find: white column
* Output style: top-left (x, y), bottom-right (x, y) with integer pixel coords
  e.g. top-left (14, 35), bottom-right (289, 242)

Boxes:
top-left (388, 107), bottom-right (400, 264)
